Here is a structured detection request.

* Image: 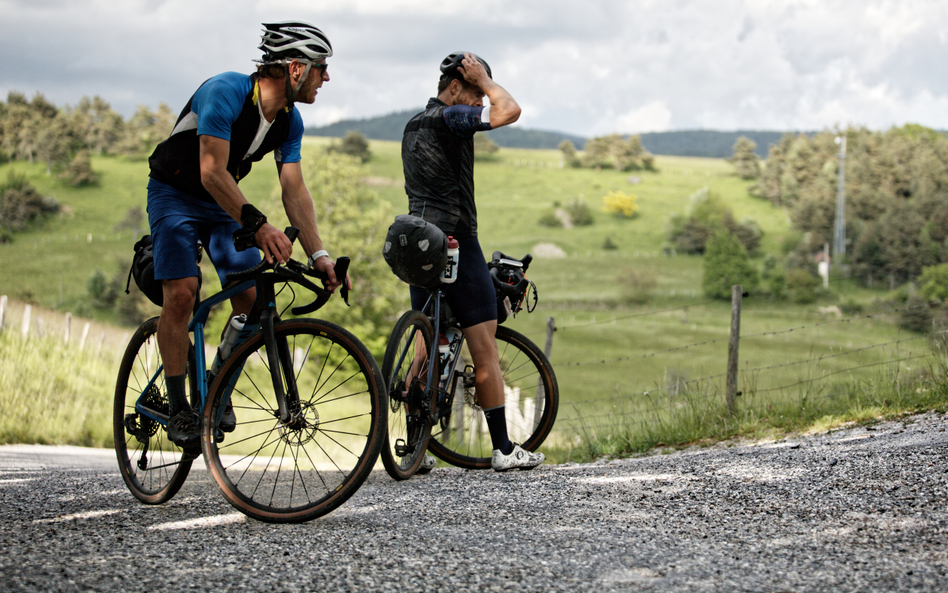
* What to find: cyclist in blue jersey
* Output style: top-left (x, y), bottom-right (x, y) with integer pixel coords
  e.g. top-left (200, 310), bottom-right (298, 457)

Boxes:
top-left (147, 21), bottom-right (345, 448)
top-left (402, 52), bottom-right (544, 471)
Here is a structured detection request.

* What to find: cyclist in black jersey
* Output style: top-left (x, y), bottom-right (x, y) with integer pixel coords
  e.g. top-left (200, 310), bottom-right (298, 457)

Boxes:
top-left (147, 22), bottom-right (346, 448)
top-left (401, 52), bottom-right (544, 471)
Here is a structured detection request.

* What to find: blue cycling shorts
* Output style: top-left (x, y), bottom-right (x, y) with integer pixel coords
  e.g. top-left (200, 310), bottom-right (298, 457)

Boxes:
top-left (146, 178), bottom-right (260, 284)
top-left (410, 236), bottom-right (497, 329)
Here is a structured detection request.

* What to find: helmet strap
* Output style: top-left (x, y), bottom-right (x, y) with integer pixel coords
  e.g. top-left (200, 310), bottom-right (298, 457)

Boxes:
top-left (282, 59), bottom-right (312, 107)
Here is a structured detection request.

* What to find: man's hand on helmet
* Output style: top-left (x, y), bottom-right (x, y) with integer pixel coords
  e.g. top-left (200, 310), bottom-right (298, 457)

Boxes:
top-left (458, 52), bottom-right (491, 87)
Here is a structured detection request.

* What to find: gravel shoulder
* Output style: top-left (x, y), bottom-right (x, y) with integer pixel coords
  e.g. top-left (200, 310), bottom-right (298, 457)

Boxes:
top-left (1, 413), bottom-right (947, 592)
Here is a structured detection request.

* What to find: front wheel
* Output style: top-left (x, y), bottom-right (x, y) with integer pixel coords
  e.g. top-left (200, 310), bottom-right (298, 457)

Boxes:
top-left (427, 325), bottom-right (558, 469)
top-left (113, 317), bottom-right (195, 504)
top-left (202, 318), bottom-right (385, 523)
top-left (379, 310), bottom-right (436, 480)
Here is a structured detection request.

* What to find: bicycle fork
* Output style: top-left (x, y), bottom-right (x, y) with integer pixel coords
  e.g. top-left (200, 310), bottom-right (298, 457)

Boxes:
top-left (258, 310), bottom-right (303, 427)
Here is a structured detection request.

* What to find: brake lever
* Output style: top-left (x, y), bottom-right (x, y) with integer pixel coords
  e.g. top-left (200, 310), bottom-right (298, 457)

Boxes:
top-left (335, 257), bottom-right (351, 306)
top-left (287, 256), bottom-right (351, 315)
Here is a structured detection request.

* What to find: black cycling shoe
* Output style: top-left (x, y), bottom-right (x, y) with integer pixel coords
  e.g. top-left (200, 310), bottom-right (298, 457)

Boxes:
top-left (167, 411), bottom-right (201, 449)
top-left (219, 401), bottom-right (236, 433)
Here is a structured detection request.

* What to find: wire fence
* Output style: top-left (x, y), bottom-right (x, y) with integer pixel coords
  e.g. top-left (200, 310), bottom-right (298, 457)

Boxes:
top-left (5, 288), bottom-right (945, 444)
top-left (0, 295), bottom-right (130, 360)
top-left (527, 290), bottom-right (948, 437)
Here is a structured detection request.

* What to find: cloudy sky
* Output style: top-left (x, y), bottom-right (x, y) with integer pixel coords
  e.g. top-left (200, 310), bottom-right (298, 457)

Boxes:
top-left (2, 0), bottom-right (946, 137)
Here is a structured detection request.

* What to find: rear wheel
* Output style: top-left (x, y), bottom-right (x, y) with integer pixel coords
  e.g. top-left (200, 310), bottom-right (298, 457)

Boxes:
top-left (379, 310), bottom-right (436, 480)
top-left (427, 325), bottom-right (558, 469)
top-left (202, 318), bottom-right (384, 523)
top-left (113, 317), bottom-right (195, 504)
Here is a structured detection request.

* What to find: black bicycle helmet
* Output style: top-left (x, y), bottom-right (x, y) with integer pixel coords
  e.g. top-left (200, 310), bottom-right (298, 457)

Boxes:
top-left (383, 215), bottom-right (448, 288)
top-left (439, 51), bottom-right (492, 81)
top-left (258, 21), bottom-right (333, 63)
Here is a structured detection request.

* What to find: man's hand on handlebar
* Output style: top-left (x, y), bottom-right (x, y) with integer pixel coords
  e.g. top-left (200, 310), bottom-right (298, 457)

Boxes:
top-left (310, 254), bottom-right (351, 293)
top-left (255, 223), bottom-right (293, 265)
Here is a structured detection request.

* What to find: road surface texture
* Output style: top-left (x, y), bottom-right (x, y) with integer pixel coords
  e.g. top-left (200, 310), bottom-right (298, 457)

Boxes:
top-left (1, 412), bottom-right (946, 592)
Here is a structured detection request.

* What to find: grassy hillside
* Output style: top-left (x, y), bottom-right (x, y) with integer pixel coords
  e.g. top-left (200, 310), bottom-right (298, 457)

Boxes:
top-left (1, 139), bottom-right (945, 457)
top-left (363, 139), bottom-right (793, 303)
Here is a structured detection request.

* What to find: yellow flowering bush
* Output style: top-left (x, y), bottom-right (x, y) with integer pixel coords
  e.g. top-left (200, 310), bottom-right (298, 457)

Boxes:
top-left (602, 191), bottom-right (639, 218)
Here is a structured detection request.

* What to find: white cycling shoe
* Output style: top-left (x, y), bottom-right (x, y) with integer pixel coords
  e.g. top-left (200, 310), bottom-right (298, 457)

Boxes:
top-left (491, 444), bottom-right (544, 472)
top-left (417, 453), bottom-right (437, 474)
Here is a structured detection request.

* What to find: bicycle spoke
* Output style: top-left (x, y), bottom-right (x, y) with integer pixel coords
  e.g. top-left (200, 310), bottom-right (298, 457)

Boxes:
top-left (203, 318), bottom-right (382, 523)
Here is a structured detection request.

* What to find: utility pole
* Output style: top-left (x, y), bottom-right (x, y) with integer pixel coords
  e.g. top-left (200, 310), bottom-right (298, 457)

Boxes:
top-left (833, 135), bottom-right (847, 268)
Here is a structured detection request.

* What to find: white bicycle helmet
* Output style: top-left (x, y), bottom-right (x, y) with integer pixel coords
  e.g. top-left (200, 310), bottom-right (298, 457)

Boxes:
top-left (258, 21), bottom-right (333, 63)
top-left (257, 21), bottom-right (332, 104)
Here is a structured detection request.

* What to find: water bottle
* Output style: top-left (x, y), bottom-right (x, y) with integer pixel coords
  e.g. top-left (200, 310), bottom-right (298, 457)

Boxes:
top-left (209, 314), bottom-right (247, 377)
top-left (439, 328), bottom-right (462, 380)
top-left (442, 236), bottom-right (459, 283)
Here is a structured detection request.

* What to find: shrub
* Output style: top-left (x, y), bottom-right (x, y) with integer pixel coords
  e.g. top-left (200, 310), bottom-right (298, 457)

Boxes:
top-left (617, 267), bottom-right (656, 304)
top-left (474, 134), bottom-right (500, 160)
top-left (900, 295), bottom-right (934, 333)
top-left (87, 268), bottom-right (119, 309)
top-left (327, 131), bottom-right (371, 162)
top-left (59, 152), bottom-right (99, 186)
top-left (918, 263), bottom-right (948, 302)
top-left (538, 211), bottom-right (563, 228)
top-left (702, 231), bottom-right (759, 300)
top-left (602, 191), bottom-right (639, 218)
top-left (785, 268), bottom-right (818, 304)
top-left (761, 255), bottom-right (787, 300)
top-left (0, 171), bottom-right (61, 241)
top-left (567, 199), bottom-right (594, 226)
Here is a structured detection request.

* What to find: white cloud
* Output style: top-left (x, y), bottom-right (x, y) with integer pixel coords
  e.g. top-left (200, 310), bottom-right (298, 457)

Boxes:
top-left (613, 101), bottom-right (673, 134)
top-left (2, 0), bottom-right (947, 136)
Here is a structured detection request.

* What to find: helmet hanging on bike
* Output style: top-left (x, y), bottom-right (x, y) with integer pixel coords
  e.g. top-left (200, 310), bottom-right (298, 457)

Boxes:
top-left (256, 21), bottom-right (333, 106)
top-left (383, 215), bottom-right (448, 289)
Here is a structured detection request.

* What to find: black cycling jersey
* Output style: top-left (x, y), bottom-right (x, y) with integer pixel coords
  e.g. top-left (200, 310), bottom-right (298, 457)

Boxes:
top-left (401, 98), bottom-right (489, 238)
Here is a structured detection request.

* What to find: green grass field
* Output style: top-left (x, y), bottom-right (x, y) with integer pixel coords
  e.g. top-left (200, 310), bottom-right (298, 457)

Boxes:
top-left (2, 138), bottom-right (946, 461)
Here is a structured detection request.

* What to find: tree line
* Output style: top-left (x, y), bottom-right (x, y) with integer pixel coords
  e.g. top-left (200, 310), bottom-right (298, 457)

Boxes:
top-left (0, 92), bottom-right (176, 176)
top-left (745, 125), bottom-right (948, 290)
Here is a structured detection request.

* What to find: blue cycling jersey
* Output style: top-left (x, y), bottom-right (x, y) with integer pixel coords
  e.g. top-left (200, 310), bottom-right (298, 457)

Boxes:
top-left (149, 72), bottom-right (304, 202)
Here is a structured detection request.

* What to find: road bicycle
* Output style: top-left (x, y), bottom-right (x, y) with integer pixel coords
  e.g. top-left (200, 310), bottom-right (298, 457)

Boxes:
top-left (379, 251), bottom-right (558, 479)
top-left (113, 227), bottom-right (385, 523)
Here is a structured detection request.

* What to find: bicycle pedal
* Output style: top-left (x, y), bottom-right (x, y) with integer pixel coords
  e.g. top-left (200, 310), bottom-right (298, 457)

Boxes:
top-left (394, 438), bottom-right (412, 458)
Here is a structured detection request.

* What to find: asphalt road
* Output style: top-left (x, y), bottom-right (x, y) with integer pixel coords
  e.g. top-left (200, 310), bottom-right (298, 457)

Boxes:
top-left (1, 413), bottom-right (947, 592)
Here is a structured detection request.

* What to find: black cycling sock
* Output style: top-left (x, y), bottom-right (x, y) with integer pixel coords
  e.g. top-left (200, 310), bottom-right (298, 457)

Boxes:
top-left (166, 374), bottom-right (189, 417)
top-left (483, 405), bottom-right (513, 455)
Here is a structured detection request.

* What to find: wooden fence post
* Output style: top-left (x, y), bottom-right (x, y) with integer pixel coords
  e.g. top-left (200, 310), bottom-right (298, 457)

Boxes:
top-left (0, 295), bottom-right (6, 333)
top-left (21, 305), bottom-right (31, 339)
top-left (536, 317), bottom-right (556, 417)
top-left (65, 313), bottom-right (71, 344)
top-left (544, 317), bottom-right (555, 359)
top-left (80, 322), bottom-right (90, 350)
top-left (726, 285), bottom-right (743, 415)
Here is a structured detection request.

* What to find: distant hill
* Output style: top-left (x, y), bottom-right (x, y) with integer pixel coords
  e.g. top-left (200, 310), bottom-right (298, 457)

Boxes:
top-left (306, 112), bottom-right (801, 158)
top-left (639, 130), bottom-right (801, 159)
top-left (305, 109), bottom-right (588, 150)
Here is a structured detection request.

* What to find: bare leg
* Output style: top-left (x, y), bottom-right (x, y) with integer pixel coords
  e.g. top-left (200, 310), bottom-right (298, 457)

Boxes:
top-left (156, 277), bottom-right (200, 377)
top-left (462, 320), bottom-right (504, 409)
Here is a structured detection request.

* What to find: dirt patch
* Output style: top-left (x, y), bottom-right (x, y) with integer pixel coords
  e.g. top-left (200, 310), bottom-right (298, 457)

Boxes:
top-left (532, 243), bottom-right (567, 259)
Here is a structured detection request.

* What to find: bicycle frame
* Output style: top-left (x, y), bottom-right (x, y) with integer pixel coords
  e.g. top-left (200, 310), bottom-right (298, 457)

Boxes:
top-left (134, 279), bottom-right (254, 428)
top-left (419, 288), bottom-right (467, 423)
